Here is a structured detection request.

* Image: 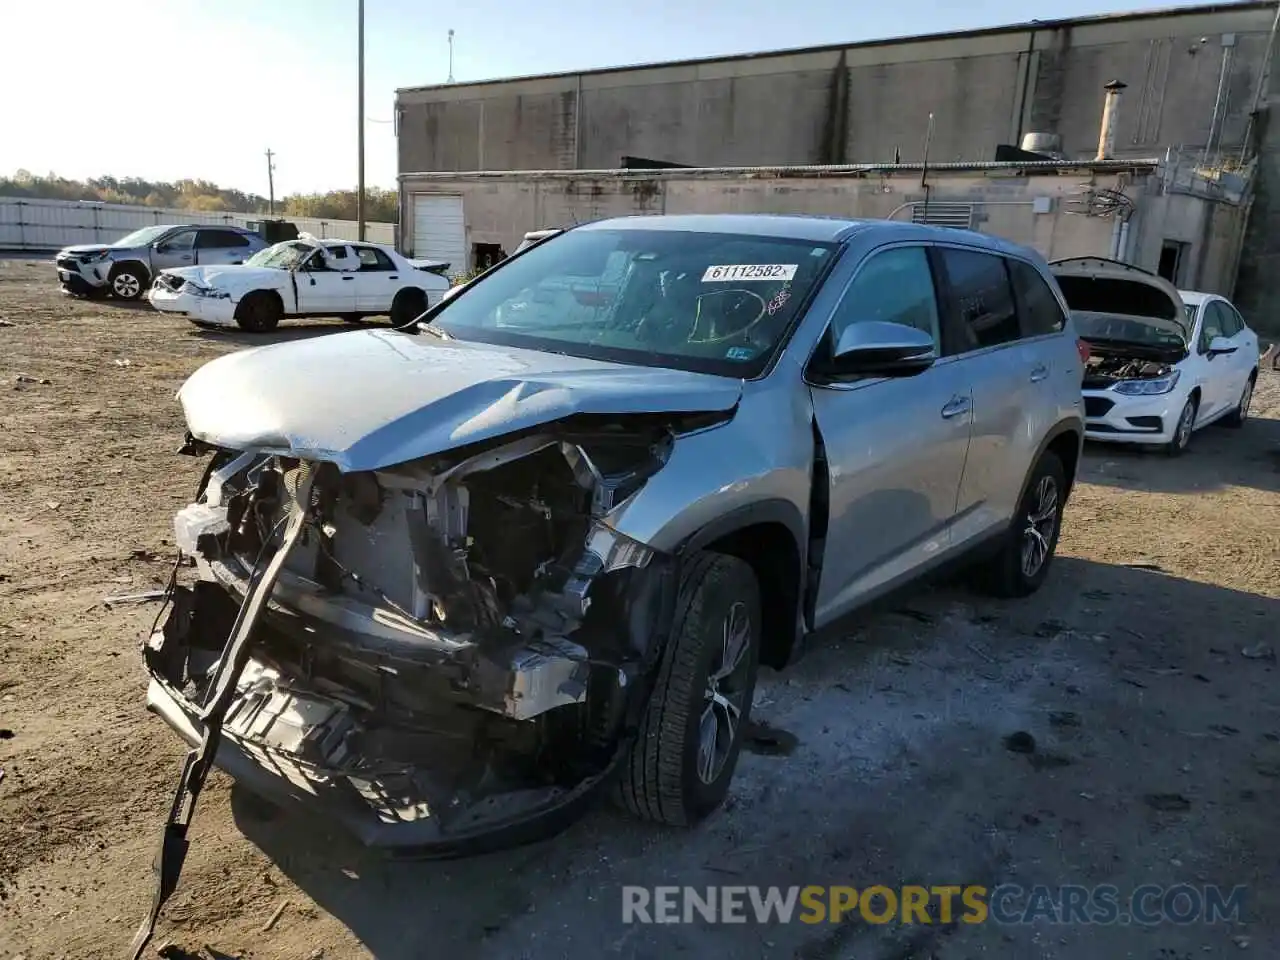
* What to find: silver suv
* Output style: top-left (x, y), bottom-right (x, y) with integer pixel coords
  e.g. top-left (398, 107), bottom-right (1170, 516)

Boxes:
top-left (137, 215), bottom-right (1083, 892)
top-left (55, 224), bottom-right (266, 300)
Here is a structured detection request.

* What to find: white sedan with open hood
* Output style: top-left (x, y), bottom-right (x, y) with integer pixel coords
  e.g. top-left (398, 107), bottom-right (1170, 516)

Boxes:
top-left (148, 236), bottom-right (452, 332)
top-left (1052, 257), bottom-right (1259, 455)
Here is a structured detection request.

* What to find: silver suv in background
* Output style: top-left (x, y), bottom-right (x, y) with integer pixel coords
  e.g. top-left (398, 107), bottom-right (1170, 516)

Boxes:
top-left (133, 215), bottom-right (1083, 926)
top-left (55, 224), bottom-right (267, 300)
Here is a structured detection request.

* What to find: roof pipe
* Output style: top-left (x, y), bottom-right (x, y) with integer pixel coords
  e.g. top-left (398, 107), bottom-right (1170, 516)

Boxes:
top-left (1096, 80), bottom-right (1128, 161)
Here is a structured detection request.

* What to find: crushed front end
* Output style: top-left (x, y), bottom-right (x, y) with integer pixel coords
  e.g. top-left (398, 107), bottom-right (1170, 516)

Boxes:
top-left (143, 424), bottom-right (683, 852)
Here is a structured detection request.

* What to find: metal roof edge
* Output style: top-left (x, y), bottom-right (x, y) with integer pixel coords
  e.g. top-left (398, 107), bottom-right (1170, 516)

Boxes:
top-left (398, 159), bottom-right (1164, 181)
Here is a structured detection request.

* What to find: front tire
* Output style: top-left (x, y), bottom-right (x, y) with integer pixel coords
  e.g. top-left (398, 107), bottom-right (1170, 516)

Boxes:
top-left (234, 291), bottom-right (282, 333)
top-left (108, 263), bottom-right (148, 300)
top-left (390, 288), bottom-right (428, 327)
top-left (1222, 375), bottom-right (1255, 428)
top-left (976, 451), bottom-right (1066, 598)
top-left (616, 552), bottom-right (761, 826)
top-left (1166, 394), bottom-right (1198, 456)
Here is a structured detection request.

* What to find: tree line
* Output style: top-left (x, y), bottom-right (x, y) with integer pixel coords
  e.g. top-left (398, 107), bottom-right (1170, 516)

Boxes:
top-left (1, 171), bottom-right (399, 222)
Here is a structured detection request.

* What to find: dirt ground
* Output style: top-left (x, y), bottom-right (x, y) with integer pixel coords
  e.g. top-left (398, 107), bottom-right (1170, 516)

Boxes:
top-left (1, 255), bottom-right (1278, 960)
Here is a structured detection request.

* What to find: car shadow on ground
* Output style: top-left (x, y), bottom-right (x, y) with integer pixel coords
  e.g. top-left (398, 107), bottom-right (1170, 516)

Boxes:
top-left (1080, 413), bottom-right (1280, 495)
top-left (185, 320), bottom-right (361, 347)
top-left (227, 555), bottom-right (1280, 960)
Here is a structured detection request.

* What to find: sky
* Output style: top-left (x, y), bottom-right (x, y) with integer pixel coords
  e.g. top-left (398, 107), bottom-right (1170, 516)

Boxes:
top-left (0, 0), bottom-right (1222, 197)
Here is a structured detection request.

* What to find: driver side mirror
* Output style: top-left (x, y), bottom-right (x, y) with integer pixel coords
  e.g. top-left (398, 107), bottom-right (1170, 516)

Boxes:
top-left (816, 321), bottom-right (937, 381)
top-left (1207, 336), bottom-right (1237, 356)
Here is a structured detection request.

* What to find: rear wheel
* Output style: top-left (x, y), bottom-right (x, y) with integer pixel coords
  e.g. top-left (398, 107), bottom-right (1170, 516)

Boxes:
top-left (1222, 374), bottom-right (1255, 428)
top-left (234, 292), bottom-right (282, 333)
top-left (1166, 394), bottom-right (1198, 456)
top-left (615, 552), bottom-right (761, 826)
top-left (108, 263), bottom-right (148, 300)
top-left (975, 451), bottom-right (1065, 598)
top-left (390, 288), bottom-right (428, 327)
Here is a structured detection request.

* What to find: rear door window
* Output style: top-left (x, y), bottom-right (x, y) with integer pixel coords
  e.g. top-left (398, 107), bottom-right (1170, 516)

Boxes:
top-left (938, 248), bottom-right (1021, 350)
top-left (1008, 258), bottom-right (1066, 337)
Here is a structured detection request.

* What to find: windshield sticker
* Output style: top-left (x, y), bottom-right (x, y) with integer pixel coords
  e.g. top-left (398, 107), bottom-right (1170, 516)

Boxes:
top-left (702, 264), bottom-right (798, 283)
top-left (766, 287), bottom-right (792, 316)
top-left (725, 346), bottom-right (755, 360)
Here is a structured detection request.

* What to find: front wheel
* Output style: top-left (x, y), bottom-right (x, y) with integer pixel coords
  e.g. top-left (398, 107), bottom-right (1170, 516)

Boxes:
top-left (616, 552), bottom-right (761, 826)
top-left (234, 292), bottom-right (282, 333)
top-left (975, 451), bottom-right (1066, 598)
top-left (1166, 394), bottom-right (1198, 456)
top-left (108, 264), bottom-right (147, 300)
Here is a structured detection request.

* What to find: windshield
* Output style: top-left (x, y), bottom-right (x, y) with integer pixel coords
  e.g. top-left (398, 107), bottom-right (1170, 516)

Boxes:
top-left (112, 225), bottom-right (171, 248)
top-left (429, 228), bottom-right (838, 376)
top-left (244, 240), bottom-right (317, 269)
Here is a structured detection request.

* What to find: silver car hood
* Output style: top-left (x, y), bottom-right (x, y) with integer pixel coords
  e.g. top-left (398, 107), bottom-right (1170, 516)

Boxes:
top-left (178, 329), bottom-right (742, 471)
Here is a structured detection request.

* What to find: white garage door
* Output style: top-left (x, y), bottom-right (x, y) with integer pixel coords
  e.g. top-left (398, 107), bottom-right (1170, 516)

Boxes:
top-left (412, 195), bottom-right (466, 273)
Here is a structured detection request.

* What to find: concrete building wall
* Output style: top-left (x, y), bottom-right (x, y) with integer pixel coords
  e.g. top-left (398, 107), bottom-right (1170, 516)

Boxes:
top-left (401, 169), bottom-right (1144, 272)
top-left (396, 3), bottom-right (1277, 175)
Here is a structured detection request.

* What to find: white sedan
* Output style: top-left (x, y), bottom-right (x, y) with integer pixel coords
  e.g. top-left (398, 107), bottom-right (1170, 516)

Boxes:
top-left (1052, 257), bottom-right (1259, 456)
top-left (148, 237), bottom-right (452, 332)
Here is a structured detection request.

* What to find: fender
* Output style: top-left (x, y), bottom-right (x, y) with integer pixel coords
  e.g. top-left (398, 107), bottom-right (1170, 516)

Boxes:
top-left (1014, 415), bottom-right (1084, 511)
top-left (112, 259), bottom-right (151, 285)
top-left (677, 497), bottom-right (809, 668)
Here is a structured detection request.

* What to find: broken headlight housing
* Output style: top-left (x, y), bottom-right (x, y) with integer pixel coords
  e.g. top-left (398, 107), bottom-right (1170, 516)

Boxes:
top-left (1113, 369), bottom-right (1180, 396)
top-left (186, 283), bottom-right (231, 300)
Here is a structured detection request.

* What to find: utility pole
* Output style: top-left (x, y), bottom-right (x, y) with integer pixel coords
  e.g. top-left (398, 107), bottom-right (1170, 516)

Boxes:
top-left (357, 0), bottom-right (366, 240)
top-left (447, 29), bottom-right (455, 83)
top-left (265, 149), bottom-right (276, 216)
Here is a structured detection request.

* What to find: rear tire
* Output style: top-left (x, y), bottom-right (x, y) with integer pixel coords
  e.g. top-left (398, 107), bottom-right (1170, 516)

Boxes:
top-left (615, 552), bottom-right (761, 826)
top-left (234, 291), bottom-right (282, 333)
top-left (1166, 394), bottom-right (1198, 456)
top-left (390, 288), bottom-right (428, 327)
top-left (975, 451), bottom-right (1066, 599)
top-left (1222, 374), bottom-right (1255, 428)
top-left (108, 263), bottom-right (148, 300)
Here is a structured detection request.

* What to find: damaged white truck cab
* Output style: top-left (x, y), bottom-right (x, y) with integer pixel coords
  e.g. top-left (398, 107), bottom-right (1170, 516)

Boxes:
top-left (142, 215), bottom-right (1084, 860)
top-left (1051, 257), bottom-right (1259, 455)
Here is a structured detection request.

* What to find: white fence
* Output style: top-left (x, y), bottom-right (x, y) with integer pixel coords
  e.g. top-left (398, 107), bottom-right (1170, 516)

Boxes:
top-left (0, 196), bottom-right (397, 250)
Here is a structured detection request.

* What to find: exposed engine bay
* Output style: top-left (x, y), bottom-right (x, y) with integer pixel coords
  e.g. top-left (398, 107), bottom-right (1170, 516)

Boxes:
top-left (1083, 352), bottom-right (1176, 390)
top-left (139, 415), bottom-right (734, 855)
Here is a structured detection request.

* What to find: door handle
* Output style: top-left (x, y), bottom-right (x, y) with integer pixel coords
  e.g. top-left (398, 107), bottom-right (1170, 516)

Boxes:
top-left (1029, 364), bottom-right (1049, 382)
top-left (388, 275), bottom-right (398, 280)
top-left (341, 276), bottom-right (354, 281)
top-left (941, 395), bottom-right (971, 419)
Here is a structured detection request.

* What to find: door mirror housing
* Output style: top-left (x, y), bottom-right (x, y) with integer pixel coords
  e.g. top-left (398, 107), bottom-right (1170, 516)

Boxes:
top-left (819, 321), bottom-right (938, 380)
top-left (1207, 336), bottom-right (1237, 356)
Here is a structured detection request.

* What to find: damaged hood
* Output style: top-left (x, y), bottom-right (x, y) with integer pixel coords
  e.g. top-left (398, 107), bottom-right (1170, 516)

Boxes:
top-left (160, 264), bottom-right (283, 292)
top-left (178, 329), bottom-right (742, 471)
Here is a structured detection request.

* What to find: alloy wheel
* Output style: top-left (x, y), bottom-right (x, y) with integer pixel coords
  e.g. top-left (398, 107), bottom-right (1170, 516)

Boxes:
top-left (113, 273), bottom-right (140, 298)
top-left (1020, 475), bottom-right (1059, 579)
top-left (696, 601), bottom-right (752, 785)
